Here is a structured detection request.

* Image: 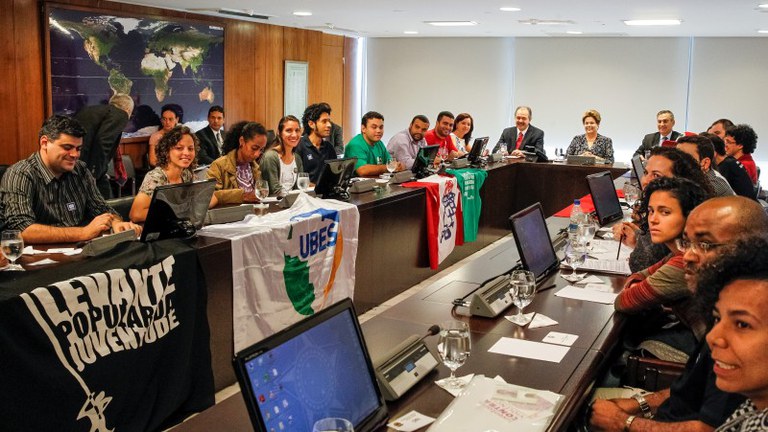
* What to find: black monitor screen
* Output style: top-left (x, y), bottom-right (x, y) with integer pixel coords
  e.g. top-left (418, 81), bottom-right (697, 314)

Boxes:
top-left (587, 171), bottom-right (623, 226)
top-left (314, 157), bottom-right (357, 199)
top-left (467, 136), bottom-right (489, 164)
top-left (234, 299), bottom-right (387, 432)
top-left (140, 179), bottom-right (215, 242)
top-left (631, 155), bottom-right (645, 187)
top-left (411, 145), bottom-right (440, 179)
top-left (509, 203), bottom-right (560, 282)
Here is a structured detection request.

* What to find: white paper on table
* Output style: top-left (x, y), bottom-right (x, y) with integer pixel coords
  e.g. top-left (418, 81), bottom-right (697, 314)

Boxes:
top-left (584, 283), bottom-right (613, 293)
top-left (505, 312), bottom-right (535, 326)
top-left (542, 332), bottom-right (578, 346)
top-left (46, 247), bottom-right (82, 255)
top-left (488, 337), bottom-right (569, 363)
top-left (435, 373), bottom-right (475, 397)
top-left (27, 258), bottom-right (58, 266)
top-left (260, 197), bottom-right (279, 203)
top-left (554, 285), bottom-right (618, 304)
top-left (527, 313), bottom-right (558, 329)
top-left (590, 239), bottom-right (633, 260)
top-left (388, 410), bottom-right (436, 432)
top-left (575, 275), bottom-right (604, 285)
top-left (22, 246), bottom-right (45, 255)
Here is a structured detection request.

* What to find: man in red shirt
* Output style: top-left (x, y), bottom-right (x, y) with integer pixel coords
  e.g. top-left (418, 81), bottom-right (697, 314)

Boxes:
top-left (724, 124), bottom-right (759, 187)
top-left (424, 111), bottom-right (463, 161)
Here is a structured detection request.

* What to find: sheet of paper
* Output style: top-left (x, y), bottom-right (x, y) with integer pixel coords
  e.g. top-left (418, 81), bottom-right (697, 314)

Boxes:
top-left (527, 313), bottom-right (558, 329)
top-left (46, 247), bottom-right (82, 255)
top-left (542, 332), bottom-right (578, 346)
top-left (27, 258), bottom-right (58, 266)
top-left (22, 246), bottom-right (45, 255)
top-left (584, 283), bottom-right (613, 293)
top-left (261, 197), bottom-right (279, 203)
top-left (504, 312), bottom-right (535, 326)
top-left (576, 275), bottom-right (605, 285)
top-left (589, 239), bottom-right (633, 260)
top-left (435, 373), bottom-right (475, 397)
top-left (387, 410), bottom-right (436, 432)
top-left (488, 337), bottom-right (569, 363)
top-left (562, 258), bottom-right (631, 276)
top-left (554, 285), bottom-right (618, 304)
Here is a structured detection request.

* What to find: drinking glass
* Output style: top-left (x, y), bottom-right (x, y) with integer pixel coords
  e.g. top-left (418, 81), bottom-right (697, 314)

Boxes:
top-left (297, 172), bottom-right (310, 190)
top-left (438, 146), bottom-right (449, 165)
top-left (508, 270), bottom-right (536, 325)
top-left (564, 239), bottom-right (586, 282)
top-left (312, 417), bottom-right (354, 432)
top-left (623, 182), bottom-right (640, 208)
top-left (578, 218), bottom-right (598, 249)
top-left (1, 230), bottom-right (24, 271)
top-left (254, 180), bottom-right (269, 210)
top-left (437, 320), bottom-right (471, 389)
top-left (386, 157), bottom-right (398, 174)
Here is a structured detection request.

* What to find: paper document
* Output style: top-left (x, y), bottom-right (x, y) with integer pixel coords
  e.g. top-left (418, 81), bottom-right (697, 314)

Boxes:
top-left (554, 285), bottom-right (618, 304)
top-left (563, 258), bottom-right (631, 276)
top-left (488, 337), bottom-right (569, 363)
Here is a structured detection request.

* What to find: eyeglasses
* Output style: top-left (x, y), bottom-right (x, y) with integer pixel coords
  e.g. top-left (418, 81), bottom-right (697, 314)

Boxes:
top-left (675, 238), bottom-right (726, 254)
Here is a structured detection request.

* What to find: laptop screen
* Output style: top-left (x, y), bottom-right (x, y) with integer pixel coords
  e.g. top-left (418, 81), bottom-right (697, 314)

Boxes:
top-left (234, 299), bottom-right (387, 432)
top-left (587, 171), bottom-right (623, 226)
top-left (140, 179), bottom-right (215, 242)
top-left (509, 203), bottom-right (560, 283)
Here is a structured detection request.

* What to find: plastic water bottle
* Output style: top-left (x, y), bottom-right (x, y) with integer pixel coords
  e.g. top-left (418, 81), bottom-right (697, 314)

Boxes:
top-left (568, 199), bottom-right (584, 242)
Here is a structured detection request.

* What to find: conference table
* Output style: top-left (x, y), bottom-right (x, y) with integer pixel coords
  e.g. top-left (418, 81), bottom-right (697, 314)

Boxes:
top-left (0, 157), bottom-right (629, 431)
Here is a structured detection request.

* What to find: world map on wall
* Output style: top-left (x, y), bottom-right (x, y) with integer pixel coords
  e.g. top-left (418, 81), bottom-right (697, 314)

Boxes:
top-left (49, 7), bottom-right (224, 129)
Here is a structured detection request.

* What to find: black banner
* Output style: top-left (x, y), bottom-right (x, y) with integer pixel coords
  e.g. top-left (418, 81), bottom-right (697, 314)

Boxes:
top-left (0, 240), bottom-right (214, 431)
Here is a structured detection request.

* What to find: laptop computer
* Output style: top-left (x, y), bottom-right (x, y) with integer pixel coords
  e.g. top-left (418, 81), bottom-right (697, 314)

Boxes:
top-left (631, 155), bottom-right (645, 186)
top-left (232, 298), bottom-right (389, 432)
top-left (509, 203), bottom-right (561, 285)
top-left (586, 171), bottom-right (624, 226)
top-left (140, 179), bottom-right (216, 242)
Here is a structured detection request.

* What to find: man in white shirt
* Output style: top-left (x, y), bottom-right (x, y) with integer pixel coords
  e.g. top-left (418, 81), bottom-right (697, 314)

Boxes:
top-left (387, 115), bottom-right (430, 170)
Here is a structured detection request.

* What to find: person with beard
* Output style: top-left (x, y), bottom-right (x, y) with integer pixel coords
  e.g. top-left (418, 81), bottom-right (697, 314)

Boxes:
top-left (387, 114), bottom-right (430, 170)
top-left (344, 111), bottom-right (404, 177)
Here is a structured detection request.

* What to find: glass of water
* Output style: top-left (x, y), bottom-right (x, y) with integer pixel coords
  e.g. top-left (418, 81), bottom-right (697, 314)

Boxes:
top-left (312, 417), bottom-right (354, 432)
top-left (254, 180), bottom-right (270, 210)
top-left (386, 157), bottom-right (398, 174)
top-left (578, 218), bottom-right (598, 250)
top-left (623, 182), bottom-right (640, 208)
top-left (508, 270), bottom-right (536, 325)
top-left (296, 172), bottom-right (310, 190)
top-left (437, 320), bottom-right (471, 389)
top-left (564, 239), bottom-right (586, 282)
top-left (1, 230), bottom-right (24, 271)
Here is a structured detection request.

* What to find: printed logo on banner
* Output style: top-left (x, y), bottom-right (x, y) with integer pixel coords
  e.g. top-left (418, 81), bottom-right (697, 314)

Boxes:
top-left (20, 255), bottom-right (181, 431)
top-left (284, 208), bottom-right (344, 316)
top-left (440, 179), bottom-right (458, 243)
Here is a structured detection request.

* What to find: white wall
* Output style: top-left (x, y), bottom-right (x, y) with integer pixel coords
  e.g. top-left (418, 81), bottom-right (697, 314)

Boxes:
top-left (365, 36), bottom-right (767, 177)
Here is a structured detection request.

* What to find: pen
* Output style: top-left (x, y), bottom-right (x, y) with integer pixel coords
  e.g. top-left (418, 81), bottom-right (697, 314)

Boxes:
top-left (617, 233), bottom-right (625, 260)
top-left (538, 284), bottom-right (557, 293)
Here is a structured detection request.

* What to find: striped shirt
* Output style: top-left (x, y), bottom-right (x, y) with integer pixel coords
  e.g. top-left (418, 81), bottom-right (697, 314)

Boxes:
top-left (0, 152), bottom-right (116, 232)
top-left (708, 168), bottom-right (736, 197)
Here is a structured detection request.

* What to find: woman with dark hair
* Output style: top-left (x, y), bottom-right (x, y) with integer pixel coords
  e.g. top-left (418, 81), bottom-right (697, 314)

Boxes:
top-left (148, 104), bottom-right (183, 167)
top-left (260, 115), bottom-right (304, 196)
top-left (206, 121), bottom-right (267, 204)
top-left (615, 177), bottom-right (710, 358)
top-left (566, 109), bottom-right (614, 163)
top-left (451, 113), bottom-right (474, 152)
top-left (614, 146), bottom-right (714, 271)
top-left (130, 125), bottom-right (216, 222)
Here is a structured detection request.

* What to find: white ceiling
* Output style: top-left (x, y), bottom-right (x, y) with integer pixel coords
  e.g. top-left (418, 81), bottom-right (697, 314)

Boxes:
top-left (115, 0), bottom-right (768, 38)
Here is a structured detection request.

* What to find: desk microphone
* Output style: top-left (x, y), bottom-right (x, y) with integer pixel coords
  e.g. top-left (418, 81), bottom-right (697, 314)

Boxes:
top-left (372, 324), bottom-right (441, 401)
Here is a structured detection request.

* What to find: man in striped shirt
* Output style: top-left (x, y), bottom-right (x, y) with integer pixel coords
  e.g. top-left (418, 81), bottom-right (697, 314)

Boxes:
top-left (0, 115), bottom-right (141, 244)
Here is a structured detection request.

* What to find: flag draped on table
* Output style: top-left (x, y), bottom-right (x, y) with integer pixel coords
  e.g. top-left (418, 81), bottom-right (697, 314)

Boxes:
top-left (446, 168), bottom-right (488, 243)
top-left (199, 193), bottom-right (359, 352)
top-left (0, 241), bottom-right (214, 432)
top-left (403, 174), bottom-right (464, 269)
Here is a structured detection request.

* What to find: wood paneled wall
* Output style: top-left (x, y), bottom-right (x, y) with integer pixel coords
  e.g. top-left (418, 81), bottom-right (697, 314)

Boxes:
top-left (0, 0), bottom-right (352, 165)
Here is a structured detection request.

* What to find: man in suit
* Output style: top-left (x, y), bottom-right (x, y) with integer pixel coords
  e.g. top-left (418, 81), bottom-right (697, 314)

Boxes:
top-left (633, 110), bottom-right (682, 157)
top-left (196, 105), bottom-right (225, 165)
top-left (74, 94), bottom-right (134, 199)
top-left (491, 106), bottom-right (545, 157)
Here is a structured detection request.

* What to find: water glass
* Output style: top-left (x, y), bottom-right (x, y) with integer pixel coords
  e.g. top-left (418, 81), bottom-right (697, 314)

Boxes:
top-left (254, 180), bottom-right (269, 210)
top-left (508, 270), bottom-right (536, 325)
top-left (312, 417), bottom-right (354, 432)
top-left (297, 172), bottom-right (310, 190)
top-left (386, 157), bottom-right (398, 174)
top-left (437, 320), bottom-right (471, 389)
top-left (1, 230), bottom-right (24, 271)
top-left (578, 219), bottom-right (598, 249)
top-left (564, 240), bottom-right (586, 282)
top-left (622, 182), bottom-right (640, 208)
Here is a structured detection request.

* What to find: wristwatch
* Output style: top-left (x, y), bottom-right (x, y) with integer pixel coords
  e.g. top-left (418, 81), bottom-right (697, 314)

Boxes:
top-left (624, 415), bottom-right (636, 431)
top-left (632, 393), bottom-right (653, 419)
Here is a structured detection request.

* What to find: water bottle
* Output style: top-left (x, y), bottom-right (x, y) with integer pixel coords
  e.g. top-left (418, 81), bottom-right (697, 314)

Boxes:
top-left (568, 199), bottom-right (584, 242)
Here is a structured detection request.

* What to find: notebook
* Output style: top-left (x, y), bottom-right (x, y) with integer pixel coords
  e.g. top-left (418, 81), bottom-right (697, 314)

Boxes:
top-left (586, 171), bottom-right (623, 226)
top-left (232, 298), bottom-right (388, 432)
top-left (509, 203), bottom-right (561, 284)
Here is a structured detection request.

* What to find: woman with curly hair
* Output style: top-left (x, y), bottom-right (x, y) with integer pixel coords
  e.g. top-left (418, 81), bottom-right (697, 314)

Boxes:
top-left (130, 125), bottom-right (216, 222)
top-left (207, 121), bottom-right (267, 204)
top-left (615, 176), bottom-right (710, 359)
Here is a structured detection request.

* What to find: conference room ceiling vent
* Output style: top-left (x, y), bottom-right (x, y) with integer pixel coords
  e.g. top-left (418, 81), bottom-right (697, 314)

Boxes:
top-left (546, 32), bottom-right (629, 37)
top-left (306, 23), bottom-right (363, 36)
top-left (519, 19), bottom-right (575, 25)
top-left (187, 8), bottom-right (272, 20)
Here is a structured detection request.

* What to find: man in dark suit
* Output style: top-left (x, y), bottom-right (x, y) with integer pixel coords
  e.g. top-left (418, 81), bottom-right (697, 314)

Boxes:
top-left (196, 105), bottom-right (225, 165)
top-left (74, 94), bottom-right (134, 199)
top-left (491, 106), bottom-right (545, 157)
top-left (633, 110), bottom-right (682, 157)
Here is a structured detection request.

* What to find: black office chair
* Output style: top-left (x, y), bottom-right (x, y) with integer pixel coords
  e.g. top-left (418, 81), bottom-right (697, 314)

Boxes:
top-left (105, 196), bottom-right (133, 221)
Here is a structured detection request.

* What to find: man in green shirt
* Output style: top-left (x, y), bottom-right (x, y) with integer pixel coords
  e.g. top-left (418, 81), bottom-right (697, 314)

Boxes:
top-left (344, 111), bottom-right (405, 177)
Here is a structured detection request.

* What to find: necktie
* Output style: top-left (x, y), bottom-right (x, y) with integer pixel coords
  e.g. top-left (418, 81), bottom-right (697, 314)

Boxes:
top-left (515, 132), bottom-right (524, 150)
top-left (661, 135), bottom-right (668, 145)
top-left (216, 131), bottom-right (223, 152)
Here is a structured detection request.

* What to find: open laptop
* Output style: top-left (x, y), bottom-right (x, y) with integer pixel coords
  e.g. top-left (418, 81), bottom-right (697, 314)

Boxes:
top-left (586, 171), bottom-right (624, 226)
top-left (233, 298), bottom-right (388, 432)
top-left (140, 179), bottom-right (215, 242)
top-left (509, 203), bottom-right (561, 285)
top-left (631, 155), bottom-right (645, 186)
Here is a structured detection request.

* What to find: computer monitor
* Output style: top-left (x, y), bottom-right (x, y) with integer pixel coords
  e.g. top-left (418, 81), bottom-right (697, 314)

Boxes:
top-left (466, 136), bottom-right (489, 164)
top-left (410, 145), bottom-right (440, 179)
top-left (586, 171), bottom-right (624, 226)
top-left (140, 179), bottom-right (215, 242)
top-left (509, 203), bottom-right (560, 284)
top-left (631, 155), bottom-right (645, 187)
top-left (314, 157), bottom-right (357, 200)
top-left (233, 298), bottom-right (388, 432)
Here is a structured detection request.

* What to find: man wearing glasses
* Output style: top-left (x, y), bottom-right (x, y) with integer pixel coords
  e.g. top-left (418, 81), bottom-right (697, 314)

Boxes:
top-left (590, 196), bottom-right (768, 431)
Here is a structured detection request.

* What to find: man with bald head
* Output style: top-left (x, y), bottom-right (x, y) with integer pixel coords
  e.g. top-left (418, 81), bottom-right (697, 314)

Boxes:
top-left (590, 196), bottom-right (768, 432)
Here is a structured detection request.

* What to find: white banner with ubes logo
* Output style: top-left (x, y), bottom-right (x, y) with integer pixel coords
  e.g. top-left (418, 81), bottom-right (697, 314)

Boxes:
top-left (199, 193), bottom-right (359, 352)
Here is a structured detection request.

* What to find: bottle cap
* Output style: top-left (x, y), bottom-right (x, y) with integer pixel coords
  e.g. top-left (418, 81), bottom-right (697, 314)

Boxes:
top-left (574, 199), bottom-right (580, 205)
